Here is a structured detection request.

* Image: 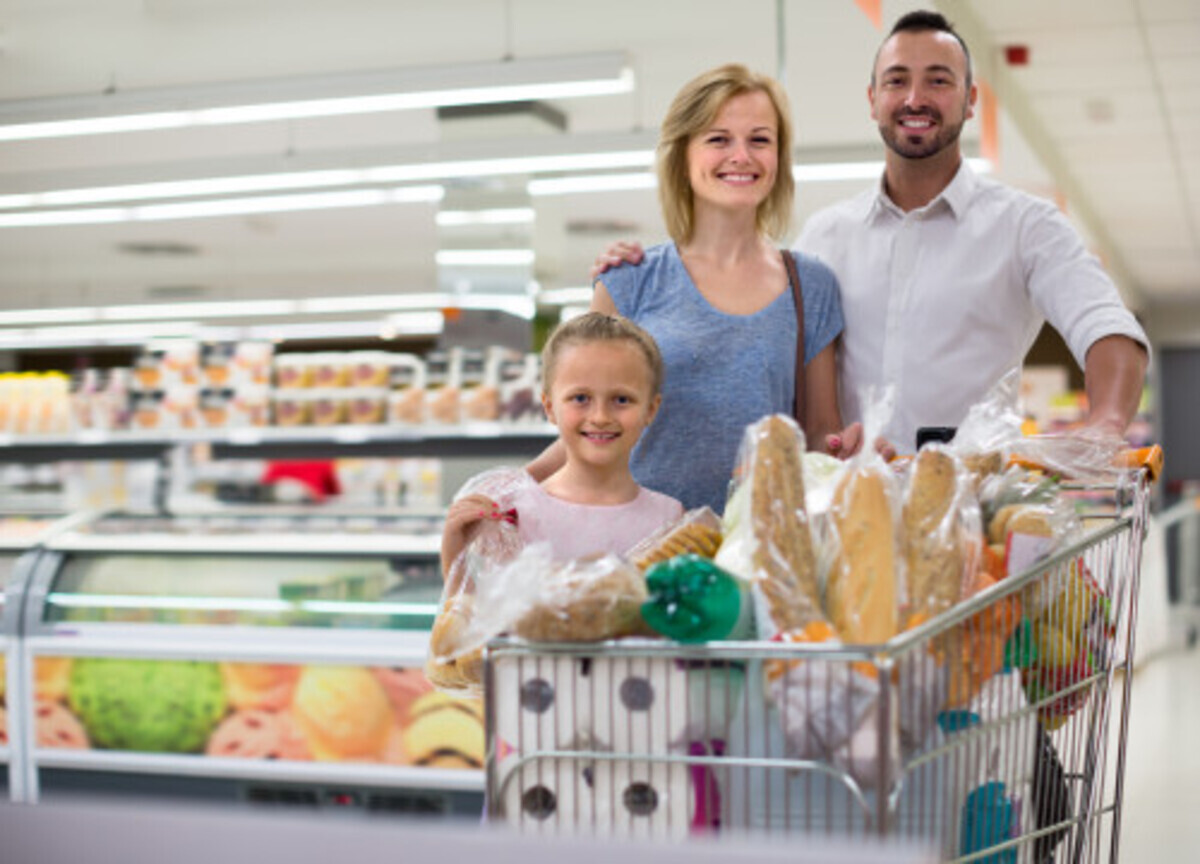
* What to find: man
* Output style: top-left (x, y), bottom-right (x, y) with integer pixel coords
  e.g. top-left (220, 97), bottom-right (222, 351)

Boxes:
top-left (595, 10), bottom-right (1149, 452)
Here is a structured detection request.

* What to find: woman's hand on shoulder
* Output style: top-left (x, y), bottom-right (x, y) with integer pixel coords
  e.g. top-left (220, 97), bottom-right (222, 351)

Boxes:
top-left (590, 240), bottom-right (645, 280)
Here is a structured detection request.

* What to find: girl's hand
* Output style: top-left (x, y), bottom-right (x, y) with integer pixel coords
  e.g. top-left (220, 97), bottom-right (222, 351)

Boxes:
top-left (824, 423), bottom-right (897, 462)
top-left (441, 494), bottom-right (514, 578)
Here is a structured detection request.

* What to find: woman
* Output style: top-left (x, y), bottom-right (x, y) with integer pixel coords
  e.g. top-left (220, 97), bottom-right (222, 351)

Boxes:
top-left (530, 64), bottom-right (861, 514)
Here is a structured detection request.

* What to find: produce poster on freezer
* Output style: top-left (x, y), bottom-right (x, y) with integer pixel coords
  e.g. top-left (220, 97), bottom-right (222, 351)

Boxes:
top-left (22, 657), bottom-right (483, 768)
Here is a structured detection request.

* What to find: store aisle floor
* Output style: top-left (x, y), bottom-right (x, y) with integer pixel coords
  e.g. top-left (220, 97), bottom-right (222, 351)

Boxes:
top-left (1115, 643), bottom-right (1200, 860)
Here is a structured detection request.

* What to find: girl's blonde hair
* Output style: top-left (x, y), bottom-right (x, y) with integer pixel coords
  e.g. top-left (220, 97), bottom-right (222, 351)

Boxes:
top-left (657, 63), bottom-right (795, 244)
top-left (542, 312), bottom-right (664, 397)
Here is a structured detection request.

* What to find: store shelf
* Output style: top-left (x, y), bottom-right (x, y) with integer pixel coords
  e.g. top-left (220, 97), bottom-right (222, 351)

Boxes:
top-left (33, 749), bottom-right (483, 792)
top-left (0, 422), bottom-right (557, 462)
top-left (46, 531), bottom-right (442, 556)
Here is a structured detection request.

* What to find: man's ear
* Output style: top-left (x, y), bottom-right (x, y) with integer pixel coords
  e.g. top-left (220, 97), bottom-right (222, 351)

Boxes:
top-left (966, 82), bottom-right (978, 120)
top-left (867, 84), bottom-right (878, 122)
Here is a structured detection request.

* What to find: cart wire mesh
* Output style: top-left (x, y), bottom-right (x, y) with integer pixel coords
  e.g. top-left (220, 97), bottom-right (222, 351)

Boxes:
top-left (484, 470), bottom-right (1150, 863)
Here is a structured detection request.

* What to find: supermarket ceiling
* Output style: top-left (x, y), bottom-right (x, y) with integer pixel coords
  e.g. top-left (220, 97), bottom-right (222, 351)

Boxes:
top-left (0, 0), bottom-right (1198, 344)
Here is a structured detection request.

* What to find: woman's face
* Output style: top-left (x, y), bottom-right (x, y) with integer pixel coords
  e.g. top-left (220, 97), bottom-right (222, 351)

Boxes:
top-left (686, 90), bottom-right (779, 215)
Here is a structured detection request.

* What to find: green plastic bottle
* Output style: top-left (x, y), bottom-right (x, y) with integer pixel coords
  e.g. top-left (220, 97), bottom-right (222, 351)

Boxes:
top-left (641, 554), bottom-right (753, 643)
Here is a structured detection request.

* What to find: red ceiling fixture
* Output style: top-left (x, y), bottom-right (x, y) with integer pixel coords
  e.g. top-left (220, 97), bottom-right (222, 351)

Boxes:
top-left (1004, 45), bottom-right (1030, 66)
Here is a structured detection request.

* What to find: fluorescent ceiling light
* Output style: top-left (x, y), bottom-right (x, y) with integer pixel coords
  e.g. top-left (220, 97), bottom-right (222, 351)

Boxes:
top-left (537, 286), bottom-right (594, 306)
top-left (0, 152), bottom-right (651, 212)
top-left (528, 172), bottom-right (657, 196)
top-left (0, 306), bottom-right (96, 326)
top-left (436, 207), bottom-right (535, 227)
top-left (99, 300), bottom-right (298, 321)
top-left (0, 185), bottom-right (444, 227)
top-left (435, 249), bottom-right (535, 266)
top-left (0, 53), bottom-right (633, 142)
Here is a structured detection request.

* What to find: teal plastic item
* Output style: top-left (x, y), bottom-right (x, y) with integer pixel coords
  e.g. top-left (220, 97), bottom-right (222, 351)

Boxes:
top-left (641, 554), bottom-right (749, 643)
top-left (960, 781), bottom-right (1018, 863)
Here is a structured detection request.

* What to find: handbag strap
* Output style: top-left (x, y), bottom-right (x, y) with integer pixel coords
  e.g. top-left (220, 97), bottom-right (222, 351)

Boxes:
top-left (782, 249), bottom-right (806, 427)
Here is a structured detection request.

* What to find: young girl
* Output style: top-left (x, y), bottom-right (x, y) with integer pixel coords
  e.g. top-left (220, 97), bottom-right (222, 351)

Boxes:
top-left (440, 312), bottom-right (683, 575)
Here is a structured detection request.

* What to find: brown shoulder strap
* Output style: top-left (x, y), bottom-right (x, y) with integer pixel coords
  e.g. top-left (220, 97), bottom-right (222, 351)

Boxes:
top-left (782, 250), bottom-right (806, 428)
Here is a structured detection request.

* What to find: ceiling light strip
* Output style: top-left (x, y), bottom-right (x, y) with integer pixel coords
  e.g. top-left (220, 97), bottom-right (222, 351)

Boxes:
top-left (0, 54), bottom-right (634, 142)
top-left (0, 151), bottom-right (653, 212)
top-left (0, 185), bottom-right (444, 227)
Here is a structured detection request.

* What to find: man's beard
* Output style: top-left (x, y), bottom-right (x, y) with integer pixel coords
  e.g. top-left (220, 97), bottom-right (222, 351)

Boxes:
top-left (878, 107), bottom-right (966, 160)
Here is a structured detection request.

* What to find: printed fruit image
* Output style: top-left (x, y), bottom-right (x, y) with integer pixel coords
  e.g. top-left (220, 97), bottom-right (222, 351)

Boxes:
top-left (35, 700), bottom-right (90, 749)
top-left (35, 657), bottom-right (73, 702)
top-left (220, 663), bottom-right (301, 711)
top-left (68, 658), bottom-right (227, 753)
top-left (206, 708), bottom-right (310, 760)
top-left (403, 692), bottom-right (484, 769)
top-left (290, 665), bottom-right (391, 761)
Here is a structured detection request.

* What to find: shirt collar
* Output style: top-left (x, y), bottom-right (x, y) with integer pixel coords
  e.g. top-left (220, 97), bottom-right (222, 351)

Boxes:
top-left (866, 158), bottom-right (978, 223)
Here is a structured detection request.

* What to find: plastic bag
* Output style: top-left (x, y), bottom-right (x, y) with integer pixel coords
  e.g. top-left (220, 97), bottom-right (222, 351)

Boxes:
top-left (626, 506), bottom-right (723, 571)
top-left (1007, 431), bottom-right (1131, 483)
top-left (471, 543), bottom-right (656, 644)
top-left (715, 414), bottom-right (825, 640)
top-left (425, 468), bottom-right (532, 696)
top-left (900, 445), bottom-right (983, 630)
top-left (825, 388), bottom-right (902, 645)
top-left (948, 368), bottom-right (1024, 486)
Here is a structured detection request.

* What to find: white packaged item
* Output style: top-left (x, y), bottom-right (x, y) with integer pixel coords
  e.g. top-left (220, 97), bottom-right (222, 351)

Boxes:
top-left (388, 354), bottom-right (427, 425)
top-left (499, 353), bottom-right (544, 425)
top-left (424, 348), bottom-right (463, 426)
top-left (460, 346), bottom-right (506, 422)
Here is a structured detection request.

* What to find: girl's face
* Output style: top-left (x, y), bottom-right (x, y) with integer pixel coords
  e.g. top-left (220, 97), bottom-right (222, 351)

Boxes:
top-left (541, 340), bottom-right (660, 475)
top-left (686, 90), bottom-right (779, 215)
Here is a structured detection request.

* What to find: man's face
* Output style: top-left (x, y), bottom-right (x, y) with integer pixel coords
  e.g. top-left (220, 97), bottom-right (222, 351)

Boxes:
top-left (869, 29), bottom-right (976, 161)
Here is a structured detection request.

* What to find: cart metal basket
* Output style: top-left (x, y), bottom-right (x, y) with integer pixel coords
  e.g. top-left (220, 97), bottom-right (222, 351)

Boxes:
top-left (485, 468), bottom-right (1151, 862)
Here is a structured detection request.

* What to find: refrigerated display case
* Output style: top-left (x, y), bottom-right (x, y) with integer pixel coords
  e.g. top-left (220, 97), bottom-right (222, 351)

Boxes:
top-left (1, 509), bottom-right (89, 801)
top-left (11, 510), bottom-right (484, 815)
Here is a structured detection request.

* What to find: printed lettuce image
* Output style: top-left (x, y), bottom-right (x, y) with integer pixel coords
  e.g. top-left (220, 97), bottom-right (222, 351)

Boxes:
top-left (69, 658), bottom-right (227, 753)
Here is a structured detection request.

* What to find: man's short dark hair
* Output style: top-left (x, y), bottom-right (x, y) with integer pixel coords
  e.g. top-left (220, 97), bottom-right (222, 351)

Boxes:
top-left (874, 10), bottom-right (973, 89)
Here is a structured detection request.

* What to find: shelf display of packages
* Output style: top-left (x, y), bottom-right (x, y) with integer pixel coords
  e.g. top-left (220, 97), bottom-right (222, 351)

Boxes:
top-left (31, 657), bottom-right (483, 768)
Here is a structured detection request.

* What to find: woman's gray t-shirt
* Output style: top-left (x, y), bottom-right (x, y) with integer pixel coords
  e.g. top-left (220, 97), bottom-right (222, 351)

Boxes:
top-left (599, 243), bottom-right (844, 514)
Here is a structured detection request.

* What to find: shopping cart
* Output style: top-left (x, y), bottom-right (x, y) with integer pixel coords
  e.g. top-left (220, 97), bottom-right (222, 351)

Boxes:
top-left (484, 465), bottom-right (1153, 862)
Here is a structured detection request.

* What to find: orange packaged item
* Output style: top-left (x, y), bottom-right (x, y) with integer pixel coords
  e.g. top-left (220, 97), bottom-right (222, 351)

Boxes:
top-left (310, 352), bottom-right (349, 389)
top-left (347, 351), bottom-right (392, 389)
top-left (272, 391), bottom-right (309, 427)
top-left (273, 354), bottom-right (314, 389)
top-left (310, 390), bottom-right (346, 426)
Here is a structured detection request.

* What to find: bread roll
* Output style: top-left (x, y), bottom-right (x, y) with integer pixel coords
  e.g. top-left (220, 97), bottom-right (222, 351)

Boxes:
top-left (986, 503), bottom-right (1054, 546)
top-left (827, 467), bottom-right (898, 644)
top-left (513, 555), bottom-right (653, 642)
top-left (631, 518), bottom-right (722, 571)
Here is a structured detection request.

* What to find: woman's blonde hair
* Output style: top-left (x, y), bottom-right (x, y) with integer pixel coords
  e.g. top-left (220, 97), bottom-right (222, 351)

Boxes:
top-left (542, 312), bottom-right (664, 397)
top-left (657, 63), bottom-right (795, 244)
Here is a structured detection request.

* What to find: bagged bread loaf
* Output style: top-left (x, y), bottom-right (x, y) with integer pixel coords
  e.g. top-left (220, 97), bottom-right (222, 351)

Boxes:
top-left (901, 446), bottom-right (982, 628)
top-left (513, 553), bottom-right (654, 642)
top-left (627, 506), bottom-right (722, 571)
top-left (826, 464), bottom-right (900, 645)
top-left (715, 414), bottom-right (825, 640)
top-left (425, 468), bottom-right (531, 696)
